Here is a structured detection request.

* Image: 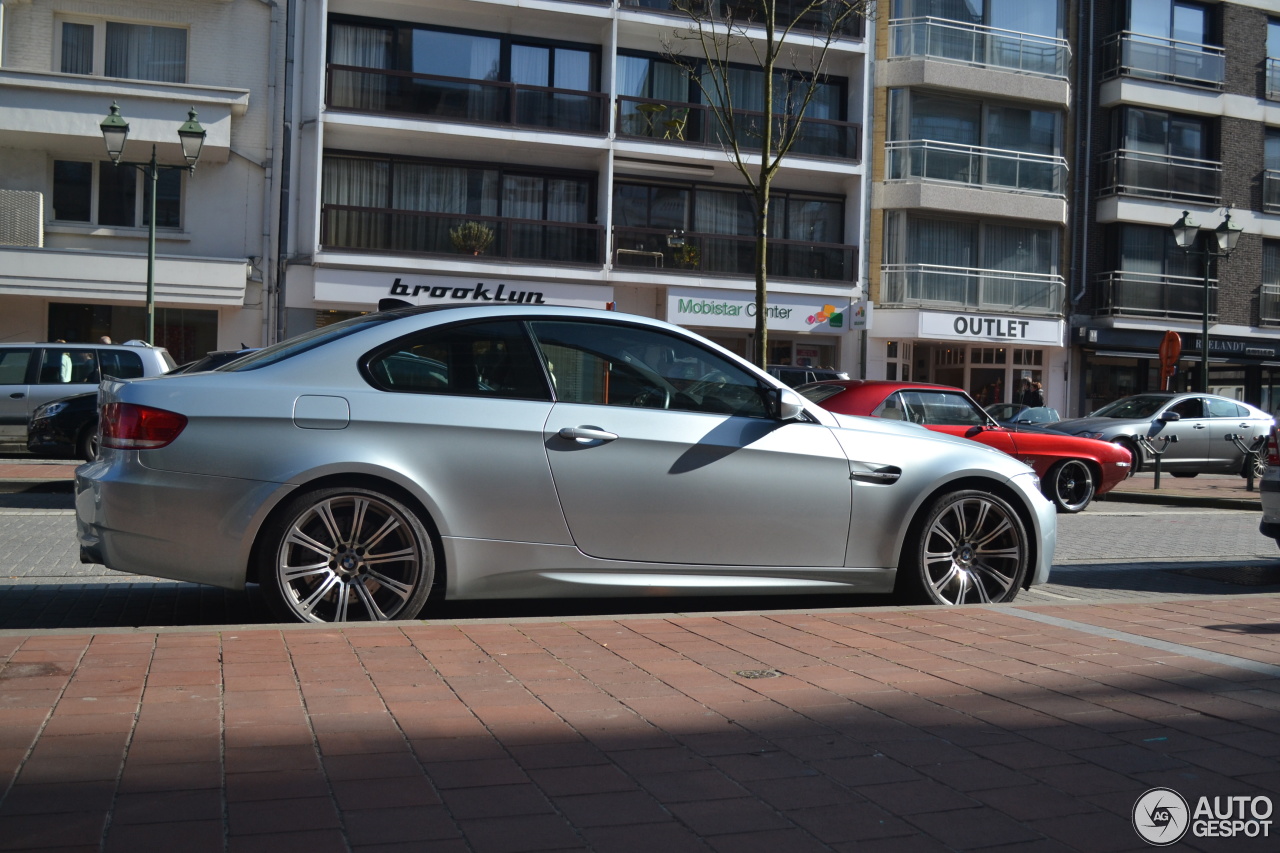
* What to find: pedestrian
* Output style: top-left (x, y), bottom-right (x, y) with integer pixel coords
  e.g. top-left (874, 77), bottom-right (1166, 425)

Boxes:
top-left (1019, 379), bottom-right (1044, 409)
top-left (99, 335), bottom-right (112, 344)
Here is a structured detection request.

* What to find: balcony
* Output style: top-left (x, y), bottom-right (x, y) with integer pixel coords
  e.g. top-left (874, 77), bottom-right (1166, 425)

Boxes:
top-left (888, 17), bottom-right (1069, 79)
top-left (326, 66), bottom-right (607, 134)
top-left (1097, 150), bottom-right (1221, 204)
top-left (620, 0), bottom-right (864, 39)
top-left (1094, 271), bottom-right (1215, 321)
top-left (616, 97), bottom-right (861, 161)
top-left (1102, 32), bottom-right (1224, 90)
top-left (1266, 170), bottom-right (1280, 214)
top-left (1269, 58), bottom-right (1280, 100)
top-left (320, 206), bottom-right (604, 265)
top-left (1261, 283), bottom-right (1280, 326)
top-left (612, 226), bottom-right (856, 282)
top-left (880, 264), bottom-right (1064, 315)
top-left (885, 140), bottom-right (1066, 197)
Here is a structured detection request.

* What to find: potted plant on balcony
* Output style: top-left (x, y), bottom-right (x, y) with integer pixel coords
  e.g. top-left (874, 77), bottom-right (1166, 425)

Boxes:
top-left (450, 221), bottom-right (495, 256)
top-left (675, 242), bottom-right (700, 270)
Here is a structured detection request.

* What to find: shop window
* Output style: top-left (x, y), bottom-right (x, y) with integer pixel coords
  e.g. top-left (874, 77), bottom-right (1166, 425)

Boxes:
top-left (58, 19), bottom-right (187, 83)
top-left (53, 160), bottom-right (181, 229)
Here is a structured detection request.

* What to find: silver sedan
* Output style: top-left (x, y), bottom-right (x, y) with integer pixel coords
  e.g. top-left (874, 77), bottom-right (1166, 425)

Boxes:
top-left (76, 305), bottom-right (1055, 623)
top-left (1055, 392), bottom-right (1274, 477)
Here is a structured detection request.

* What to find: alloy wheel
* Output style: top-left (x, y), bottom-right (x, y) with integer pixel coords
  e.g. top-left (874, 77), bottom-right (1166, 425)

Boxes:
top-left (920, 494), bottom-right (1025, 604)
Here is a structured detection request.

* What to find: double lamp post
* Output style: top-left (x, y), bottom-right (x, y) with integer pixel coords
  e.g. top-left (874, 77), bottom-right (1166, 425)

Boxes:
top-left (99, 102), bottom-right (206, 345)
top-left (1170, 209), bottom-right (1243, 394)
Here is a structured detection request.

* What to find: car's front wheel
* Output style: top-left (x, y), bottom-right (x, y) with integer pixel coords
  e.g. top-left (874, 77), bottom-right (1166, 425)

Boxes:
top-left (259, 486), bottom-right (435, 623)
top-left (897, 490), bottom-right (1029, 605)
top-left (1047, 459), bottom-right (1095, 513)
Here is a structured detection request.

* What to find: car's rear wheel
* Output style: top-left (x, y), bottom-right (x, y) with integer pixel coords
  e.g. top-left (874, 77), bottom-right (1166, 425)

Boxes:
top-left (897, 490), bottom-right (1029, 605)
top-left (1242, 453), bottom-right (1266, 480)
top-left (1047, 459), bottom-right (1095, 513)
top-left (76, 423), bottom-right (99, 462)
top-left (260, 486), bottom-right (435, 623)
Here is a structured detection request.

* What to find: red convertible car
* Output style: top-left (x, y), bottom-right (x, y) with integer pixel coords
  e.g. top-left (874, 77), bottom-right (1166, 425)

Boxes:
top-left (799, 380), bottom-right (1131, 513)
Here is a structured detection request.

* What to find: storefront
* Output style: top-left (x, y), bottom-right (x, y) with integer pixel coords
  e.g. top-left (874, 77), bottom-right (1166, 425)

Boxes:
top-left (1075, 326), bottom-right (1280, 420)
top-left (665, 286), bottom-right (857, 369)
top-left (868, 307), bottom-right (1068, 410)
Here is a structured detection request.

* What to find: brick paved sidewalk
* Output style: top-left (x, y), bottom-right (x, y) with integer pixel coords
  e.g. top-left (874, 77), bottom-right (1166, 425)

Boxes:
top-left (3, 598), bottom-right (1280, 853)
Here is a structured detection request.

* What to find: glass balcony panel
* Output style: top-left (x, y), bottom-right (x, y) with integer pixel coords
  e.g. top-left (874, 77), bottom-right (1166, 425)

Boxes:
top-left (885, 141), bottom-right (1065, 196)
top-left (881, 264), bottom-right (1063, 315)
top-left (611, 226), bottom-right (855, 282)
top-left (1094, 271), bottom-right (1216, 320)
top-left (1098, 151), bottom-right (1221, 203)
top-left (1106, 32), bottom-right (1224, 89)
top-left (889, 17), bottom-right (1069, 78)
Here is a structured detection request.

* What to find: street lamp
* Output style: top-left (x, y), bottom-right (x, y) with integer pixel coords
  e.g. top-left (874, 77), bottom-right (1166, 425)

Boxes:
top-left (1170, 209), bottom-right (1243, 393)
top-left (100, 102), bottom-right (206, 345)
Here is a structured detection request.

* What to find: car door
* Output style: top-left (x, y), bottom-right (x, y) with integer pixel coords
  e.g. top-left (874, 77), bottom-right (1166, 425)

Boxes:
top-left (1154, 396), bottom-right (1207, 470)
top-left (1203, 397), bottom-right (1259, 471)
top-left (30, 347), bottom-right (100, 412)
top-left (0, 347), bottom-right (34, 437)
top-left (532, 319), bottom-right (853, 567)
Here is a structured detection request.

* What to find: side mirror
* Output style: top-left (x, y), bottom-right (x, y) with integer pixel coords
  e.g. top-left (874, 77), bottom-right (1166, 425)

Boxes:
top-left (772, 387), bottom-right (806, 422)
top-left (966, 425), bottom-right (984, 438)
top-left (1158, 411), bottom-right (1181, 422)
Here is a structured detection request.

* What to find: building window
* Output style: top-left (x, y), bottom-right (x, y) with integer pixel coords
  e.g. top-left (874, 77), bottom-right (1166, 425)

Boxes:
top-left (885, 90), bottom-right (1065, 195)
top-left (881, 212), bottom-right (1062, 314)
top-left (320, 154), bottom-right (600, 264)
top-left (326, 17), bottom-right (603, 133)
top-left (57, 19), bottom-right (187, 83)
top-left (1268, 19), bottom-right (1280, 99)
top-left (611, 181), bottom-right (851, 281)
top-left (1267, 130), bottom-right (1280, 213)
top-left (1262, 240), bottom-right (1280, 325)
top-left (888, 0), bottom-right (1068, 77)
top-left (1100, 107), bottom-right (1218, 202)
top-left (1105, 0), bottom-right (1222, 89)
top-left (1095, 224), bottom-right (1210, 320)
top-left (52, 160), bottom-right (181, 228)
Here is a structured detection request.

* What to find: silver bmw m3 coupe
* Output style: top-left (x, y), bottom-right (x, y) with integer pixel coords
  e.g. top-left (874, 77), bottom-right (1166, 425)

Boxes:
top-left (76, 305), bottom-right (1055, 623)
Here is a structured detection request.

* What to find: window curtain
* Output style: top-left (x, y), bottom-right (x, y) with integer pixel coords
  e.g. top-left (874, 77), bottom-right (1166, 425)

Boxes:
top-left (330, 24), bottom-right (391, 111)
top-left (695, 190), bottom-right (755, 274)
top-left (983, 224), bottom-right (1055, 309)
top-left (412, 30), bottom-right (501, 121)
top-left (907, 216), bottom-right (977, 303)
top-left (60, 22), bottom-right (93, 74)
top-left (1264, 241), bottom-right (1280, 287)
top-left (105, 23), bottom-right (186, 83)
top-left (322, 158), bottom-right (389, 249)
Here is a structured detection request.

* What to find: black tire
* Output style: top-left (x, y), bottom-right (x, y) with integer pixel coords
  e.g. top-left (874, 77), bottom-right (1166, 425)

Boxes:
top-left (1114, 438), bottom-right (1140, 475)
top-left (76, 423), bottom-right (99, 462)
top-left (897, 489), bottom-right (1030, 605)
top-left (258, 486), bottom-right (435, 623)
top-left (1046, 459), bottom-right (1095, 513)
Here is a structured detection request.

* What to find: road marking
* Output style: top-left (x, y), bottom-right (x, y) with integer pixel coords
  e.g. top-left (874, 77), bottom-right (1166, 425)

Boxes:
top-left (1001, 607), bottom-right (1280, 677)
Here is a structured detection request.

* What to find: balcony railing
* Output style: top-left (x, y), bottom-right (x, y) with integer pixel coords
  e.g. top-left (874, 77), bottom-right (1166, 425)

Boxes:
top-left (320, 206), bottom-right (604, 265)
top-left (1095, 271), bottom-right (1216, 321)
top-left (1266, 170), bottom-right (1280, 214)
top-left (1097, 149), bottom-right (1221, 204)
top-left (326, 65), bottom-right (607, 134)
top-left (888, 17), bottom-right (1070, 79)
top-left (885, 140), bottom-right (1066, 196)
top-left (620, 0), bottom-right (865, 38)
top-left (1269, 58), bottom-right (1280, 100)
top-left (616, 96), bottom-right (861, 161)
top-left (1261, 283), bottom-right (1280, 326)
top-left (880, 264), bottom-right (1064, 315)
top-left (612, 226), bottom-right (856, 282)
top-left (1102, 31), bottom-right (1224, 90)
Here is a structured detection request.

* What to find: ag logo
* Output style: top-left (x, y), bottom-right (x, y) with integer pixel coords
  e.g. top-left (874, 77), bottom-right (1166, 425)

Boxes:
top-left (1133, 787), bottom-right (1190, 845)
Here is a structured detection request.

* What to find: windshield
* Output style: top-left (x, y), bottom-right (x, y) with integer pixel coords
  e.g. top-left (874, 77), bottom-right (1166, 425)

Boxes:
top-left (1089, 395), bottom-right (1168, 419)
top-left (221, 314), bottom-right (400, 371)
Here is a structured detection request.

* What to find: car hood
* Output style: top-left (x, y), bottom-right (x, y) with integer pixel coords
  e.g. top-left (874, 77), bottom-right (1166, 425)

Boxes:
top-left (826, 411), bottom-right (1017, 459)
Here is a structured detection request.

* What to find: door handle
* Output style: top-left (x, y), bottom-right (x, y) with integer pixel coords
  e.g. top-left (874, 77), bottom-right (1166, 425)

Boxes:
top-left (8, 392), bottom-right (23, 399)
top-left (558, 426), bottom-right (618, 444)
top-left (1192, 424), bottom-right (1207, 429)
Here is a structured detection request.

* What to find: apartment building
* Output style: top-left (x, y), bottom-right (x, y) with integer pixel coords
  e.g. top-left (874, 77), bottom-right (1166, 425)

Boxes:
top-left (276, 0), bottom-right (870, 370)
top-left (0, 0), bottom-right (278, 362)
top-left (866, 0), bottom-right (1075, 411)
top-left (1074, 0), bottom-right (1280, 418)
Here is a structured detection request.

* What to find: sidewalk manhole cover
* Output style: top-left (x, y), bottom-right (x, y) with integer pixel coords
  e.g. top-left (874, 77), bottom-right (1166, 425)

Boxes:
top-left (735, 669), bottom-right (780, 679)
top-left (1171, 566), bottom-right (1280, 587)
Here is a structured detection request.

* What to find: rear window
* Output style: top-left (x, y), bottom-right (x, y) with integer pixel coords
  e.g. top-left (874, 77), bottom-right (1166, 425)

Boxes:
top-left (224, 314), bottom-right (401, 371)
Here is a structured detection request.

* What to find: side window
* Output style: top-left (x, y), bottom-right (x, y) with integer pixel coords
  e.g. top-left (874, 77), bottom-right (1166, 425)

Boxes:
top-left (366, 321), bottom-right (551, 400)
top-left (893, 390), bottom-right (984, 426)
top-left (97, 350), bottom-right (144, 379)
top-left (871, 392), bottom-right (909, 421)
top-left (37, 349), bottom-right (98, 384)
top-left (1169, 398), bottom-right (1204, 419)
top-left (0, 349), bottom-right (32, 384)
top-left (527, 320), bottom-right (769, 418)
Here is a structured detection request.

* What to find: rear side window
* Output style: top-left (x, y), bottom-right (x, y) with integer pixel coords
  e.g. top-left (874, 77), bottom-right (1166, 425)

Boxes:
top-left (37, 348), bottom-right (98, 384)
top-left (0, 349), bottom-right (31, 384)
top-left (366, 321), bottom-right (551, 400)
top-left (97, 350), bottom-right (144, 379)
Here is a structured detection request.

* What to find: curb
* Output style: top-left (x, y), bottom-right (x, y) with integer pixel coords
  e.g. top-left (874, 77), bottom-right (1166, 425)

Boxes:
top-left (1099, 489), bottom-right (1259, 511)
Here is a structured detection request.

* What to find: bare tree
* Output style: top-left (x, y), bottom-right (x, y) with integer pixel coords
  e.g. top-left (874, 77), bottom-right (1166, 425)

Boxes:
top-left (662, 0), bottom-right (869, 367)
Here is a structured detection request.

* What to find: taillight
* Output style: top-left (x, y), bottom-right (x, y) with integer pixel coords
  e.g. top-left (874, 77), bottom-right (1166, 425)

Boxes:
top-left (1268, 427), bottom-right (1279, 467)
top-left (100, 403), bottom-right (188, 450)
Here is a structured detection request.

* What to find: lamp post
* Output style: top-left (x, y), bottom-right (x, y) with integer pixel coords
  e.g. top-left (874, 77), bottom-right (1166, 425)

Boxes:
top-left (100, 102), bottom-right (206, 345)
top-left (1170, 210), bottom-right (1243, 393)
